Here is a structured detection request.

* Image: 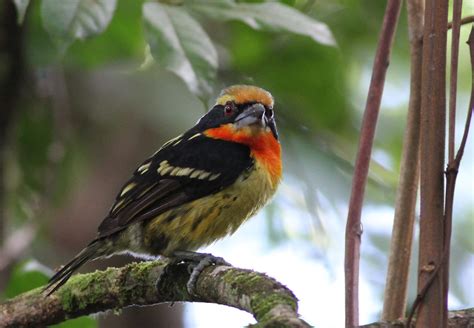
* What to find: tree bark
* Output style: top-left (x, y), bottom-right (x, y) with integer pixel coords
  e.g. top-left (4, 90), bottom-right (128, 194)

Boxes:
top-left (381, 0), bottom-right (423, 320)
top-left (415, 0), bottom-right (449, 326)
top-left (344, 1), bottom-right (402, 326)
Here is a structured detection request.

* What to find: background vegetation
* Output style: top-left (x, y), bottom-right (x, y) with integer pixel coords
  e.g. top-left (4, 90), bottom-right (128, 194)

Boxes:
top-left (0, 0), bottom-right (472, 327)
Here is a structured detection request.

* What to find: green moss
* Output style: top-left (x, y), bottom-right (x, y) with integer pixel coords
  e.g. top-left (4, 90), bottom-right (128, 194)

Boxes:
top-left (56, 260), bottom-right (166, 313)
top-left (59, 267), bottom-right (120, 312)
top-left (222, 270), bottom-right (264, 292)
top-left (127, 260), bottom-right (161, 280)
top-left (219, 269), bottom-right (298, 325)
top-left (251, 293), bottom-right (297, 322)
top-left (119, 260), bottom-right (164, 301)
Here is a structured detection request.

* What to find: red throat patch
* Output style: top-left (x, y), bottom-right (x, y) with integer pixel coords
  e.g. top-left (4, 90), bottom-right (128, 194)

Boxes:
top-left (204, 125), bottom-right (282, 186)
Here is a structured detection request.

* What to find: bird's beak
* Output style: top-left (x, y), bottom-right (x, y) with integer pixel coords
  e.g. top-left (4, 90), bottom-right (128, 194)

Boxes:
top-left (235, 103), bottom-right (266, 128)
top-left (235, 103), bottom-right (278, 140)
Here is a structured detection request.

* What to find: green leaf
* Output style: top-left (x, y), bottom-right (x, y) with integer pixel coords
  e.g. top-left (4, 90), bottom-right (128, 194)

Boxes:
top-left (41, 0), bottom-right (117, 49)
top-left (13, 0), bottom-right (30, 24)
top-left (143, 2), bottom-right (217, 99)
top-left (4, 259), bottom-right (51, 298)
top-left (187, 1), bottom-right (336, 46)
top-left (52, 316), bottom-right (97, 328)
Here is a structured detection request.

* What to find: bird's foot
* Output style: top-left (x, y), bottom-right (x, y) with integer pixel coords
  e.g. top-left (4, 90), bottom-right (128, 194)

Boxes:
top-left (171, 251), bottom-right (231, 296)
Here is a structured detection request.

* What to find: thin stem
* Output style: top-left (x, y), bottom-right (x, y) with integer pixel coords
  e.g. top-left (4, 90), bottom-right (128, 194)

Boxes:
top-left (448, 0), bottom-right (463, 162)
top-left (455, 27), bottom-right (474, 164)
top-left (344, 1), bottom-right (402, 326)
top-left (447, 16), bottom-right (474, 29)
top-left (444, 1), bottom-right (463, 326)
top-left (381, 0), bottom-right (423, 320)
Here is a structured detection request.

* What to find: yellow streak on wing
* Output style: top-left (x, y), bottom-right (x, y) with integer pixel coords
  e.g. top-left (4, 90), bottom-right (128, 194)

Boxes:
top-left (160, 166), bottom-right (173, 175)
top-left (209, 173), bottom-right (221, 181)
top-left (175, 167), bottom-right (194, 177)
top-left (190, 170), bottom-right (203, 179)
top-left (120, 182), bottom-right (137, 197)
top-left (155, 134), bottom-right (183, 155)
top-left (158, 161), bottom-right (171, 175)
top-left (138, 162), bottom-right (151, 173)
top-left (112, 199), bottom-right (125, 213)
top-left (198, 171), bottom-right (211, 180)
top-left (188, 133), bottom-right (201, 140)
top-left (170, 167), bottom-right (181, 176)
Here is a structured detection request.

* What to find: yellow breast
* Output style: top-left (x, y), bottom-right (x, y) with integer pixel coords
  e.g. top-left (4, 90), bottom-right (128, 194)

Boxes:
top-left (143, 161), bottom-right (279, 256)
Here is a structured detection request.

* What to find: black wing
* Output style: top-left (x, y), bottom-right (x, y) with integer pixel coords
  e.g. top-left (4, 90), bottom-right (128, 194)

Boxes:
top-left (96, 132), bottom-right (253, 238)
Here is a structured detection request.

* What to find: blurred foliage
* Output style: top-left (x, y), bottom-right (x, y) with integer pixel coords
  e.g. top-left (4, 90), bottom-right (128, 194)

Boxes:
top-left (2, 0), bottom-right (473, 326)
top-left (3, 260), bottom-right (49, 298)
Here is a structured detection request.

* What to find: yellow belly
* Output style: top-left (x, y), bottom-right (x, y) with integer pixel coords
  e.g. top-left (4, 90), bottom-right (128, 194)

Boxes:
top-left (141, 161), bottom-right (279, 256)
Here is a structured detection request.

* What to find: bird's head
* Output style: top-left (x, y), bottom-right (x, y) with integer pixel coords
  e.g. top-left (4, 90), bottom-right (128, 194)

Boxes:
top-left (195, 85), bottom-right (278, 141)
top-left (195, 85), bottom-right (281, 184)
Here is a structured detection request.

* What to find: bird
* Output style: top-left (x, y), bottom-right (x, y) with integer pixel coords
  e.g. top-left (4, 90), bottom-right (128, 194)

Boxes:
top-left (44, 85), bottom-right (282, 296)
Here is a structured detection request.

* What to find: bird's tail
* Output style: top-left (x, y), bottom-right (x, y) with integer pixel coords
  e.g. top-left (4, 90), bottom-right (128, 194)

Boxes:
top-left (43, 239), bottom-right (103, 296)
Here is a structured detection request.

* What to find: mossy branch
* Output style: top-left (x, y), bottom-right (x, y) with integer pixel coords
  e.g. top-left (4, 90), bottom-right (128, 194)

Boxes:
top-left (0, 260), bottom-right (309, 327)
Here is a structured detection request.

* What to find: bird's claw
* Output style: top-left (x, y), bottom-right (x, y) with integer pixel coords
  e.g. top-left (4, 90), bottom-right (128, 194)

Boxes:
top-left (171, 251), bottom-right (231, 296)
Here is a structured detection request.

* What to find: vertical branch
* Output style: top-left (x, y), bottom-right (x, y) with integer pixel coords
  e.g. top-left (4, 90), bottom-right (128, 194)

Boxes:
top-left (344, 1), bottom-right (402, 326)
top-left (416, 0), bottom-right (449, 326)
top-left (443, 1), bottom-right (464, 327)
top-left (382, 0), bottom-right (424, 320)
top-left (444, 25), bottom-right (474, 327)
top-left (448, 0), bottom-right (463, 163)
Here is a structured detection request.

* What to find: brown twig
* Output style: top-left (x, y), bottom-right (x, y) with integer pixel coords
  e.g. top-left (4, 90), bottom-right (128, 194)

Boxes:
top-left (364, 307), bottom-right (474, 327)
top-left (447, 16), bottom-right (474, 29)
top-left (381, 0), bottom-right (423, 320)
top-left (344, 1), bottom-right (402, 326)
top-left (444, 1), bottom-right (464, 326)
top-left (443, 25), bottom-right (474, 324)
top-left (448, 0), bottom-right (463, 163)
top-left (455, 27), bottom-right (474, 164)
top-left (413, 0), bottom-right (449, 326)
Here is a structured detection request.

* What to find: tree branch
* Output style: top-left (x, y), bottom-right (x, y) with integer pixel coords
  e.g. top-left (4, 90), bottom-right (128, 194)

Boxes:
top-left (444, 1), bottom-right (464, 327)
top-left (361, 307), bottom-right (474, 327)
top-left (344, 0), bottom-right (402, 326)
top-left (447, 16), bottom-right (474, 29)
top-left (414, 0), bottom-right (449, 326)
top-left (0, 260), bottom-right (309, 327)
top-left (381, 0), bottom-right (423, 320)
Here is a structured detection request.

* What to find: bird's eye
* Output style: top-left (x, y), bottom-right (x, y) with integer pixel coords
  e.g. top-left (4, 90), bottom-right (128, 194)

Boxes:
top-left (265, 108), bottom-right (274, 119)
top-left (224, 101), bottom-right (235, 116)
